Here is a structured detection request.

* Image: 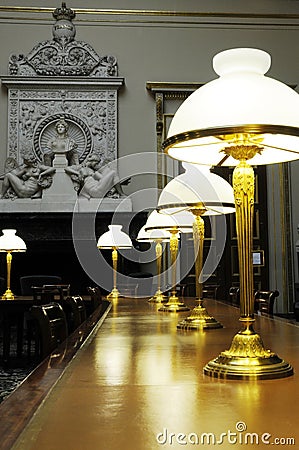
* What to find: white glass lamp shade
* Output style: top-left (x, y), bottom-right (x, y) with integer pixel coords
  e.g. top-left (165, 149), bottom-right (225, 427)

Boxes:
top-left (97, 225), bottom-right (132, 249)
top-left (144, 210), bottom-right (193, 234)
top-left (0, 229), bottom-right (26, 252)
top-left (158, 162), bottom-right (235, 215)
top-left (137, 225), bottom-right (171, 242)
top-left (163, 48), bottom-right (299, 166)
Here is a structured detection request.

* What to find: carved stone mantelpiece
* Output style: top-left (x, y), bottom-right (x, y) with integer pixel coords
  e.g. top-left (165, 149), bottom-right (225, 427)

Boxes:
top-left (0, 3), bottom-right (130, 212)
top-left (0, 197), bottom-right (132, 213)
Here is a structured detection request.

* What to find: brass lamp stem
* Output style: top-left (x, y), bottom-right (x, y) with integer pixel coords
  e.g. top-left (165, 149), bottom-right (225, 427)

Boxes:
top-left (158, 228), bottom-right (189, 312)
top-left (177, 207), bottom-right (223, 330)
top-left (169, 229), bottom-right (179, 300)
top-left (156, 240), bottom-right (163, 293)
top-left (2, 251), bottom-right (15, 300)
top-left (107, 247), bottom-right (120, 300)
top-left (149, 239), bottom-right (167, 303)
top-left (112, 247), bottom-right (118, 291)
top-left (204, 142), bottom-right (293, 378)
top-left (233, 159), bottom-right (255, 327)
top-left (191, 209), bottom-right (205, 300)
top-left (6, 251), bottom-right (12, 292)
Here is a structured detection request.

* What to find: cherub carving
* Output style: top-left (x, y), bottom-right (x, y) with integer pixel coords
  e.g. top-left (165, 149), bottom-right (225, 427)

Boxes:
top-left (0, 153), bottom-right (55, 199)
top-left (65, 154), bottom-right (129, 199)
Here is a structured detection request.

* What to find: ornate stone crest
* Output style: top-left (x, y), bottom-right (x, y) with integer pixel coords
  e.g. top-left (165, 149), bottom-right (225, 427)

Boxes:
top-left (9, 2), bottom-right (118, 78)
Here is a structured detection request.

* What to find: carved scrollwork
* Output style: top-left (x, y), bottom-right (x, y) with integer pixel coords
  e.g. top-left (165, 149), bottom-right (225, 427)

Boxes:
top-left (8, 2), bottom-right (118, 78)
top-left (9, 41), bottom-right (118, 78)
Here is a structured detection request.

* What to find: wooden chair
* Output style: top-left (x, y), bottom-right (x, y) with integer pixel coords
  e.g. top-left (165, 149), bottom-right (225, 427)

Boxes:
top-left (165, 283), bottom-right (187, 298)
top-left (202, 284), bottom-right (220, 299)
top-left (43, 284), bottom-right (71, 298)
top-left (229, 286), bottom-right (240, 306)
top-left (31, 286), bottom-right (59, 304)
top-left (28, 302), bottom-right (68, 360)
top-left (31, 284), bottom-right (70, 303)
top-left (86, 286), bottom-right (103, 315)
top-left (63, 295), bottom-right (87, 333)
top-left (254, 290), bottom-right (279, 316)
top-left (20, 275), bottom-right (62, 296)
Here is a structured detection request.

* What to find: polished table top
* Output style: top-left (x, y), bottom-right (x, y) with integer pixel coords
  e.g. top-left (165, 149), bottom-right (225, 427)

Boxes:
top-left (11, 297), bottom-right (299, 449)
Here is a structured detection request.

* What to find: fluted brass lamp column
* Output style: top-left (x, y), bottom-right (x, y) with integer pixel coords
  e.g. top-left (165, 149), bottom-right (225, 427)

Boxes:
top-left (137, 226), bottom-right (170, 303)
top-left (0, 229), bottom-right (26, 300)
top-left (97, 225), bottom-right (132, 300)
top-left (157, 162), bottom-right (235, 329)
top-left (145, 210), bottom-right (193, 312)
top-left (162, 47), bottom-right (299, 379)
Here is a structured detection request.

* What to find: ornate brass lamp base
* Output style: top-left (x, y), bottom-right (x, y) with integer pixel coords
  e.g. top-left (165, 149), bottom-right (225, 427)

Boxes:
top-left (107, 288), bottom-right (120, 300)
top-left (203, 328), bottom-right (293, 380)
top-left (158, 294), bottom-right (190, 312)
top-left (1, 288), bottom-right (15, 300)
top-left (177, 300), bottom-right (222, 330)
top-left (148, 289), bottom-right (168, 303)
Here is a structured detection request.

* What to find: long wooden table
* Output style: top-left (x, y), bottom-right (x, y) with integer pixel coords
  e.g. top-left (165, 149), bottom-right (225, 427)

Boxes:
top-left (5, 297), bottom-right (299, 449)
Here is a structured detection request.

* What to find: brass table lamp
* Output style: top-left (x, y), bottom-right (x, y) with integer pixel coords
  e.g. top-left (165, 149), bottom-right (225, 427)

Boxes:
top-left (137, 225), bottom-right (170, 303)
top-left (157, 162), bottom-right (235, 329)
top-left (97, 225), bottom-right (132, 300)
top-left (0, 229), bottom-right (26, 300)
top-left (144, 210), bottom-right (193, 312)
top-left (162, 47), bottom-right (299, 379)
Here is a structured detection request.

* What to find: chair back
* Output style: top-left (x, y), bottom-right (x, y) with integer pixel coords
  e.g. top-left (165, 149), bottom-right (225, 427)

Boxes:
top-left (86, 286), bottom-right (103, 314)
top-left (254, 290), bottom-right (279, 316)
top-left (30, 302), bottom-right (68, 360)
top-left (64, 295), bottom-right (87, 332)
top-left (229, 286), bottom-right (240, 306)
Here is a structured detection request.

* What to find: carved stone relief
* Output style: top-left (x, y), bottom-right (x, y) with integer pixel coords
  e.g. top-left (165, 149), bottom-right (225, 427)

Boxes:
top-left (0, 2), bottom-right (128, 209)
top-left (7, 88), bottom-right (119, 165)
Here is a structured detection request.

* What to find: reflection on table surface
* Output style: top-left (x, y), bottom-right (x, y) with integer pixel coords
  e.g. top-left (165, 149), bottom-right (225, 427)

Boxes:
top-left (10, 297), bottom-right (299, 450)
